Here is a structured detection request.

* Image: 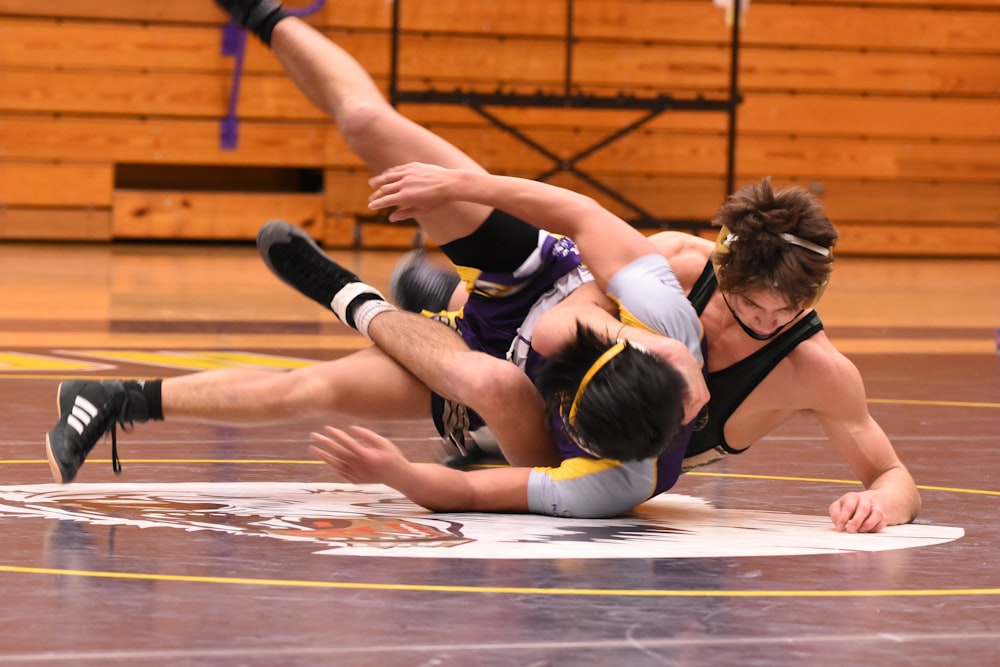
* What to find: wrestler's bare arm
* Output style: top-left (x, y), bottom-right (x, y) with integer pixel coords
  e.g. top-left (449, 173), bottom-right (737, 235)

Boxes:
top-left (310, 425), bottom-right (532, 512)
top-left (804, 346), bottom-right (921, 532)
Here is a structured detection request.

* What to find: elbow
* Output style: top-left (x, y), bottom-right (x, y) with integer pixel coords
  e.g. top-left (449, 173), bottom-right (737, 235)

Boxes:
top-left (900, 465), bottom-right (922, 524)
top-left (908, 487), bottom-right (923, 523)
top-left (530, 319), bottom-right (560, 357)
top-left (555, 194), bottom-right (605, 233)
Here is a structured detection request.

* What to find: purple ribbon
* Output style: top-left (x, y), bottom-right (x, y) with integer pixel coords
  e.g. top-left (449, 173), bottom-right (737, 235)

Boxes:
top-left (220, 1), bottom-right (327, 150)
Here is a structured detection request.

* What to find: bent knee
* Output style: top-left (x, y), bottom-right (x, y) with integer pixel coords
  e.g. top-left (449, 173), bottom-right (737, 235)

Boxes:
top-left (448, 356), bottom-right (523, 404)
top-left (336, 98), bottom-right (397, 148)
top-left (439, 364), bottom-right (491, 406)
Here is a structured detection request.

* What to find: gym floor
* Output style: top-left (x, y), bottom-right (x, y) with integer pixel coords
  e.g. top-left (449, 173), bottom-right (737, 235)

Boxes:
top-left (0, 241), bottom-right (997, 666)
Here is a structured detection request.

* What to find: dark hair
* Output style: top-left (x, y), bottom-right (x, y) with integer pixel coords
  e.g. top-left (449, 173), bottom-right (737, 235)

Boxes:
top-left (712, 177), bottom-right (838, 307)
top-left (535, 322), bottom-right (688, 462)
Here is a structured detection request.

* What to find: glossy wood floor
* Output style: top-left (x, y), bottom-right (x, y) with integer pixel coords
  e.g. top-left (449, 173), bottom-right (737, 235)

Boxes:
top-left (0, 240), bottom-right (998, 666)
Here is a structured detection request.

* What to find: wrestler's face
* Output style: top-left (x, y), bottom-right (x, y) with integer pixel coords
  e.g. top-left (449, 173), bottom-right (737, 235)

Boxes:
top-left (723, 288), bottom-right (804, 339)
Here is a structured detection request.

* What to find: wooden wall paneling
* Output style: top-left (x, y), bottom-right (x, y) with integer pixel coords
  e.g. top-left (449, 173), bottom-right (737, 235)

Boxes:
top-left (5, 77), bottom-right (998, 146)
top-left (571, 42), bottom-right (730, 94)
top-left (6, 12), bottom-right (995, 100)
top-left (112, 190), bottom-right (325, 240)
top-left (0, 209), bottom-right (112, 241)
top-left (546, 173), bottom-right (730, 224)
top-left (573, 1), bottom-right (1000, 53)
top-left (320, 168), bottom-right (373, 215)
top-left (357, 223), bottom-right (424, 250)
top-left (0, 116), bottom-right (330, 167)
top-left (0, 161), bottom-right (115, 241)
top-left (834, 223), bottom-right (1000, 257)
top-left (400, 92), bottom-right (1000, 149)
top-left (775, 0), bottom-right (998, 8)
top-left (320, 167), bottom-right (370, 248)
top-left (0, 69), bottom-right (324, 120)
top-left (1, 19), bottom-right (390, 78)
top-left (3, 125), bottom-right (989, 249)
top-left (573, 176), bottom-right (1000, 233)
top-left (0, 0), bottom-right (393, 29)
top-left (744, 3), bottom-right (1000, 52)
top-left (737, 49), bottom-right (1000, 97)
top-left (395, 35), bottom-right (570, 92)
top-left (404, 105), bottom-right (730, 134)
top-left (2, 19), bottom-right (258, 72)
top-left (411, 126), bottom-right (557, 173)
top-left (737, 95), bottom-right (1000, 141)
top-left (816, 181), bottom-right (1000, 226)
top-left (571, 0), bottom-right (733, 42)
top-left (318, 168), bottom-right (434, 250)
top-left (395, 0), bottom-right (569, 35)
top-left (0, 162), bottom-right (114, 208)
top-left (731, 135), bottom-right (1000, 183)
top-left (2, 0), bottom-right (997, 256)
top-left (576, 130), bottom-right (1000, 185)
top-left (0, 0), bottom-right (237, 23)
top-left (322, 214), bottom-right (360, 249)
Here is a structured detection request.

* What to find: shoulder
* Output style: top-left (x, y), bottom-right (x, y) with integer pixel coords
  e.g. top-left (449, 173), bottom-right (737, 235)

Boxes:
top-left (647, 232), bottom-right (714, 287)
top-left (648, 231), bottom-right (714, 258)
top-left (786, 330), bottom-right (868, 410)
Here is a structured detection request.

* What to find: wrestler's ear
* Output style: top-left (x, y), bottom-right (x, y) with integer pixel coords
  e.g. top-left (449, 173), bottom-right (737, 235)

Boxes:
top-left (712, 225), bottom-right (734, 260)
top-left (710, 225), bottom-right (735, 280)
top-left (805, 277), bottom-right (829, 308)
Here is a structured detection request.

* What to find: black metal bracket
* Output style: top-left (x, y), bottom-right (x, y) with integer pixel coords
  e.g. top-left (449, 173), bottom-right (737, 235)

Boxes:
top-left (386, 0), bottom-right (743, 232)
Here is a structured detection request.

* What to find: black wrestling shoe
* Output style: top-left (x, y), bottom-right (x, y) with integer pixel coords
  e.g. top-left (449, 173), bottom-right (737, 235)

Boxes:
top-left (388, 250), bottom-right (461, 313)
top-left (441, 444), bottom-right (493, 470)
top-left (214, 0), bottom-right (288, 44)
top-left (257, 220), bottom-right (385, 328)
top-left (45, 380), bottom-right (132, 483)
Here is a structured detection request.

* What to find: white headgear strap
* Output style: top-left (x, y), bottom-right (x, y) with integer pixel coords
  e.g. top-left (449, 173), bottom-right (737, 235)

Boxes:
top-left (777, 233), bottom-right (831, 257)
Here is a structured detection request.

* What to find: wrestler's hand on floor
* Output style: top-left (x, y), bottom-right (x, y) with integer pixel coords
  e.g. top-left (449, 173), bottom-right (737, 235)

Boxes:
top-left (309, 425), bottom-right (409, 485)
top-left (828, 491), bottom-right (889, 533)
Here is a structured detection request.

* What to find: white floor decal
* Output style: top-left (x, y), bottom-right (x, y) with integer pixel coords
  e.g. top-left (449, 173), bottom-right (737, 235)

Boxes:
top-left (0, 482), bottom-right (963, 559)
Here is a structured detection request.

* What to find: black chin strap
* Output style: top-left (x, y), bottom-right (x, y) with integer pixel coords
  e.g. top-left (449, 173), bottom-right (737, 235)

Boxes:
top-left (720, 291), bottom-right (803, 341)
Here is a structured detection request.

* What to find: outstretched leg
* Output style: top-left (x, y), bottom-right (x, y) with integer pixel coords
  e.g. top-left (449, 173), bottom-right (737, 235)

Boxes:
top-left (218, 0), bottom-right (494, 245)
top-left (257, 220), bottom-right (558, 467)
top-left (45, 346), bottom-right (431, 484)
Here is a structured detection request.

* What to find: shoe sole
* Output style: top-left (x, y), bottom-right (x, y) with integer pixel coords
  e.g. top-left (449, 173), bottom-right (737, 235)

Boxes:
top-left (256, 219), bottom-right (325, 293)
top-left (45, 381), bottom-right (68, 483)
top-left (44, 432), bottom-right (66, 484)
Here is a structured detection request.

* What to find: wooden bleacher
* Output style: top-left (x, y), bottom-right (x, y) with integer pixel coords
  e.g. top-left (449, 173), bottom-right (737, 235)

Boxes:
top-left (1, 0), bottom-right (997, 256)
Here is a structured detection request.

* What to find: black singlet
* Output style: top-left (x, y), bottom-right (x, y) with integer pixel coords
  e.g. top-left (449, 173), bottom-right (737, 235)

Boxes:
top-left (685, 260), bottom-right (824, 461)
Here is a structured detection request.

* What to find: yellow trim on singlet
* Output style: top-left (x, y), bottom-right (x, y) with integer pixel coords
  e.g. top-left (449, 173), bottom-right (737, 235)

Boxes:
top-left (606, 296), bottom-right (658, 335)
top-left (454, 264), bottom-right (527, 299)
top-left (611, 299), bottom-right (706, 370)
top-left (534, 456), bottom-right (622, 481)
top-left (454, 265), bottom-right (481, 286)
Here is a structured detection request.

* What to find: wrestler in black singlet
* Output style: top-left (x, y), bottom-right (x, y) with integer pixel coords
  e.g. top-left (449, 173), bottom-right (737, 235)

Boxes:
top-left (684, 261), bottom-right (825, 466)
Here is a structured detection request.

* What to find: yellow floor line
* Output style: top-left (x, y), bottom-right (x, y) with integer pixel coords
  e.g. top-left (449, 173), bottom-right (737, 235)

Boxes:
top-left (1, 564), bottom-right (997, 598)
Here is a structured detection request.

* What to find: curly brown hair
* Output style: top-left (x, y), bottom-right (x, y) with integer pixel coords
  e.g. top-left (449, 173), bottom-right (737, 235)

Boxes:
top-left (712, 177), bottom-right (838, 307)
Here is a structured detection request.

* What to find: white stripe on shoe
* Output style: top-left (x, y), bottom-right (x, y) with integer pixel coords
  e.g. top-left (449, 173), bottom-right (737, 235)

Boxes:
top-left (68, 396), bottom-right (99, 436)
